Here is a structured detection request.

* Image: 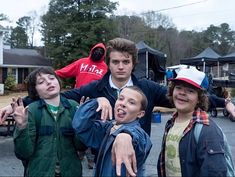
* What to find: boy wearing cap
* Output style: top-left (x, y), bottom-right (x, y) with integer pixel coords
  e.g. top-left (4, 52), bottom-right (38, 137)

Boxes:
top-left (157, 68), bottom-right (234, 177)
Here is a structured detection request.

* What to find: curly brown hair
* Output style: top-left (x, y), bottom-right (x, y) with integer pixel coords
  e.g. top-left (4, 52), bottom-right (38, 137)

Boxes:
top-left (167, 81), bottom-right (208, 111)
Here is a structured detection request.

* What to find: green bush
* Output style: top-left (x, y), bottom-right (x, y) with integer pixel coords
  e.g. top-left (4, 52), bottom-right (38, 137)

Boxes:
top-left (4, 74), bottom-right (16, 90)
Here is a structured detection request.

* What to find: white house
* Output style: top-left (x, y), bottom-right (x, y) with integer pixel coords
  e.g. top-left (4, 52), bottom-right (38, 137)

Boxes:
top-left (0, 25), bottom-right (52, 94)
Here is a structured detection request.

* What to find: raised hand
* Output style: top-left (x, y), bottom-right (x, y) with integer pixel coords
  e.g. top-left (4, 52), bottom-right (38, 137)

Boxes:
top-left (96, 97), bottom-right (113, 121)
top-left (0, 105), bottom-right (14, 125)
top-left (11, 97), bottom-right (28, 130)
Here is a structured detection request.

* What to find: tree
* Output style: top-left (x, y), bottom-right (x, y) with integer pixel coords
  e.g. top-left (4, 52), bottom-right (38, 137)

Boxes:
top-left (0, 13), bottom-right (11, 45)
top-left (17, 12), bottom-right (39, 47)
top-left (139, 11), bottom-right (177, 64)
top-left (114, 15), bottom-right (148, 42)
top-left (203, 23), bottom-right (235, 55)
top-left (141, 11), bottom-right (175, 29)
top-left (10, 26), bottom-right (28, 48)
top-left (10, 16), bottom-right (37, 48)
top-left (41, 0), bottom-right (118, 69)
top-left (16, 16), bottom-right (38, 48)
top-left (0, 13), bottom-right (8, 21)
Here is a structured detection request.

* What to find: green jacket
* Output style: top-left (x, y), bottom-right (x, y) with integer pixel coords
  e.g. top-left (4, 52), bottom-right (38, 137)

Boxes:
top-left (14, 96), bottom-right (86, 177)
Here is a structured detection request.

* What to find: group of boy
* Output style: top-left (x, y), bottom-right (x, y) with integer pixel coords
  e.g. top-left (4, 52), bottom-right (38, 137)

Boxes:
top-left (0, 37), bottom-right (235, 177)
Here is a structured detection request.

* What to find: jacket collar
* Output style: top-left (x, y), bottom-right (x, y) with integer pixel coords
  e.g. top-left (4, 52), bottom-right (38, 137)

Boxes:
top-left (171, 108), bottom-right (209, 126)
top-left (37, 96), bottom-right (71, 109)
top-left (110, 119), bottom-right (140, 136)
top-left (97, 70), bottom-right (139, 91)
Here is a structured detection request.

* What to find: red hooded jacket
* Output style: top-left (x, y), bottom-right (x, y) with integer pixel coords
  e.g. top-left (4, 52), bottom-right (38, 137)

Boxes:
top-left (55, 43), bottom-right (107, 88)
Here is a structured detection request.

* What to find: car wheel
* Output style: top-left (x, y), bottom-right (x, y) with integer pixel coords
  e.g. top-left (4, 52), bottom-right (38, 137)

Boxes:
top-left (223, 108), bottom-right (229, 117)
top-left (210, 108), bottom-right (217, 117)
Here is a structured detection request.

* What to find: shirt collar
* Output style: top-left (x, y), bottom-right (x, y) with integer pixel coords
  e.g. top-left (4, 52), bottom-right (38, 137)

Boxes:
top-left (171, 108), bottom-right (209, 126)
top-left (171, 108), bottom-right (209, 136)
top-left (109, 75), bottom-right (133, 91)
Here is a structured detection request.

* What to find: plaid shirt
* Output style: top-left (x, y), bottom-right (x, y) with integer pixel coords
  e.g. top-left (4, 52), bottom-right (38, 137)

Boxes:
top-left (157, 108), bottom-right (209, 177)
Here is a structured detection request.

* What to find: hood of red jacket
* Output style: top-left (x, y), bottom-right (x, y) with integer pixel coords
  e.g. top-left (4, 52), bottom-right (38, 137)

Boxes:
top-left (89, 43), bottom-right (106, 62)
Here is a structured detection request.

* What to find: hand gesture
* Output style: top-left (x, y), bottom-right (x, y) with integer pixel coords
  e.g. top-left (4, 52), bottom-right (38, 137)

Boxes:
top-left (0, 105), bottom-right (14, 125)
top-left (112, 133), bottom-right (137, 177)
top-left (80, 96), bottom-right (90, 105)
top-left (225, 99), bottom-right (235, 121)
top-left (11, 97), bottom-right (28, 130)
top-left (97, 97), bottom-right (113, 121)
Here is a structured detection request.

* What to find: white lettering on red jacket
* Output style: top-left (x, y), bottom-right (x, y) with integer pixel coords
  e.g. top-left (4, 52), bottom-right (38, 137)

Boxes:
top-left (80, 63), bottom-right (104, 75)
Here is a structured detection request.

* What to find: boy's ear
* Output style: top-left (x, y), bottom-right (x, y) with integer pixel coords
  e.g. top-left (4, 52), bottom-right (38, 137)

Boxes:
top-left (137, 110), bottom-right (145, 119)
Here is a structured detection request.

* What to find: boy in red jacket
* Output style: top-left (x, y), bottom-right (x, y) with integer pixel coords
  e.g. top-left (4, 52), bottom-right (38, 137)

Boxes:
top-left (55, 43), bottom-right (107, 88)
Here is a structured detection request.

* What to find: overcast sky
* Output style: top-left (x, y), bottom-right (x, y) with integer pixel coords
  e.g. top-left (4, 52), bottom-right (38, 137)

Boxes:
top-left (0, 0), bottom-right (234, 45)
top-left (114, 0), bottom-right (235, 31)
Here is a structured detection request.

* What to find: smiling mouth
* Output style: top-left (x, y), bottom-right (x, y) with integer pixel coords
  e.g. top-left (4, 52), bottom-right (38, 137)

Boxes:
top-left (176, 97), bottom-right (188, 102)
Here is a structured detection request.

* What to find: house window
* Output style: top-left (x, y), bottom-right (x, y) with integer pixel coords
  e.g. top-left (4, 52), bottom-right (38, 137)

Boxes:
top-left (17, 68), bottom-right (29, 84)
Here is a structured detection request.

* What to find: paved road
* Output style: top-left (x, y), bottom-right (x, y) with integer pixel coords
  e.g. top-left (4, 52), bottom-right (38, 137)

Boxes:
top-left (0, 111), bottom-right (235, 177)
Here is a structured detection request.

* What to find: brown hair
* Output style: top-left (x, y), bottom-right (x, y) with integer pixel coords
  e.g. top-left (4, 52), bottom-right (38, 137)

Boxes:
top-left (106, 38), bottom-right (138, 69)
top-left (167, 81), bottom-right (208, 111)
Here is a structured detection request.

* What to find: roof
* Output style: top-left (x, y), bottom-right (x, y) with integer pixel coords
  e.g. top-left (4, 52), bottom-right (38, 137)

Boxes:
top-left (192, 47), bottom-right (221, 59)
top-left (180, 47), bottom-right (221, 66)
top-left (2, 48), bottom-right (52, 67)
top-left (219, 51), bottom-right (235, 64)
top-left (136, 41), bottom-right (166, 58)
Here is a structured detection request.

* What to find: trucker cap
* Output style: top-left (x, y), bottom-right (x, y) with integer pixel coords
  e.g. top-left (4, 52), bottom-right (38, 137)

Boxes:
top-left (171, 67), bottom-right (209, 90)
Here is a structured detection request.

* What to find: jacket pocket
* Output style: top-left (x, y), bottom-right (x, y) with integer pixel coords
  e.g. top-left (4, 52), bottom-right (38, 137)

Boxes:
top-left (206, 140), bottom-right (227, 176)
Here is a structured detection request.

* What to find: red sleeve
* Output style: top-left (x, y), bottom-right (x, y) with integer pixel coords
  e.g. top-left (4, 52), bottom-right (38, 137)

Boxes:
top-left (55, 60), bottom-right (80, 78)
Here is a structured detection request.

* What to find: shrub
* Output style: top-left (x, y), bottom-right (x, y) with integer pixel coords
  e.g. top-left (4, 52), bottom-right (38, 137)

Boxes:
top-left (4, 74), bottom-right (16, 90)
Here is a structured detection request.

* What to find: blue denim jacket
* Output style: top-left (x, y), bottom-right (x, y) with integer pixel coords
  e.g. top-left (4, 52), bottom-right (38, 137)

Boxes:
top-left (72, 99), bottom-right (152, 177)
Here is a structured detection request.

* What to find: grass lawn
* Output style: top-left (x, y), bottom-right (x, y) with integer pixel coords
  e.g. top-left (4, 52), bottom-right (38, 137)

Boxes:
top-left (0, 91), bottom-right (28, 108)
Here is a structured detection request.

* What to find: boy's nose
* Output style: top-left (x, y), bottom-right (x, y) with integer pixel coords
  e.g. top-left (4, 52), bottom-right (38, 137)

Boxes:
top-left (182, 88), bottom-right (187, 94)
top-left (179, 88), bottom-right (187, 94)
top-left (45, 79), bottom-right (51, 85)
top-left (118, 63), bottom-right (124, 69)
top-left (119, 101), bottom-right (126, 107)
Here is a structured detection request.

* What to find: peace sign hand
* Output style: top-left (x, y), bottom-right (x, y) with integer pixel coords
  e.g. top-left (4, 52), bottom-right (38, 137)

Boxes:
top-left (11, 97), bottom-right (28, 130)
